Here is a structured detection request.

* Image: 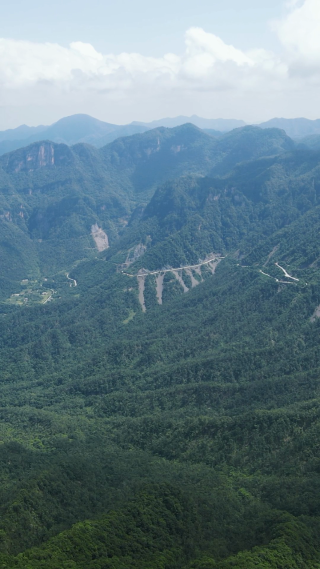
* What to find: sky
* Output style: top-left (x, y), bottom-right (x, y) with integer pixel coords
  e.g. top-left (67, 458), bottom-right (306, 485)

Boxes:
top-left (0, 0), bottom-right (320, 128)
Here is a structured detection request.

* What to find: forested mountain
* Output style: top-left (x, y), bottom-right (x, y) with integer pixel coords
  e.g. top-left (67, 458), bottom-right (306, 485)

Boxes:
top-left (1, 122), bottom-right (320, 567)
top-left (0, 124), bottom-right (294, 299)
top-left (299, 134), bottom-right (320, 151)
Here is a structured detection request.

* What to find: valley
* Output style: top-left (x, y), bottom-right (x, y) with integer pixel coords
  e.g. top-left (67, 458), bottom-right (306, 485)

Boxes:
top-left (6, 278), bottom-right (55, 306)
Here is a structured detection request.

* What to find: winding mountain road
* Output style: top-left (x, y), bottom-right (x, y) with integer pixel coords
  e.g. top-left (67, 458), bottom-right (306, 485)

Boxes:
top-left (66, 273), bottom-right (77, 287)
top-left (122, 255), bottom-right (224, 278)
top-left (259, 262), bottom-right (301, 285)
top-left (275, 263), bottom-right (299, 282)
top-left (259, 269), bottom-right (295, 284)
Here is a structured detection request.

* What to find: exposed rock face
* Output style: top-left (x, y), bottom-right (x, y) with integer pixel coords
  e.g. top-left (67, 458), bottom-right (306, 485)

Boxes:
top-left (117, 244), bottom-right (147, 272)
top-left (91, 224), bottom-right (109, 251)
top-left (172, 270), bottom-right (189, 292)
top-left (184, 268), bottom-right (200, 288)
top-left (171, 144), bottom-right (185, 154)
top-left (137, 274), bottom-right (146, 312)
top-left (126, 244), bottom-right (146, 266)
top-left (310, 306), bottom-right (320, 323)
top-left (156, 273), bottom-right (165, 304)
top-left (1, 142), bottom-right (74, 173)
top-left (144, 137), bottom-right (161, 157)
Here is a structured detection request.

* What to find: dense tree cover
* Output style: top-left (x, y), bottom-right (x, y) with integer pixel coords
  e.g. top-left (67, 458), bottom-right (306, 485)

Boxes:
top-left (0, 124), bottom-right (297, 292)
top-left (1, 126), bottom-right (320, 566)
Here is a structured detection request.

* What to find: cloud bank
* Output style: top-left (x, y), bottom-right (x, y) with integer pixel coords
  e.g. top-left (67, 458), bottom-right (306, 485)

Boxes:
top-left (0, 0), bottom-right (320, 127)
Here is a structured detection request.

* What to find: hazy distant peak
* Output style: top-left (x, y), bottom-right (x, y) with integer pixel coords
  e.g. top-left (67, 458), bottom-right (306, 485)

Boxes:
top-left (51, 113), bottom-right (116, 130)
top-left (0, 115), bottom-right (152, 155)
top-left (132, 115), bottom-right (246, 131)
top-left (0, 123), bottom-right (47, 143)
top-left (2, 113), bottom-right (319, 158)
top-left (258, 117), bottom-right (320, 139)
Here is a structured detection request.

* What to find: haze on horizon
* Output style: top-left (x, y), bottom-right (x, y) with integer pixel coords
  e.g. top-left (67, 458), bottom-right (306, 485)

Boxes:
top-left (0, 0), bottom-right (319, 129)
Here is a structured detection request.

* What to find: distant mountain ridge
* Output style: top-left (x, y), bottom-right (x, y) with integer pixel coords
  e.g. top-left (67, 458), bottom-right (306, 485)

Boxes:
top-left (258, 117), bottom-right (320, 138)
top-left (2, 112), bottom-right (320, 159)
top-left (0, 123), bottom-right (47, 142)
top-left (0, 115), bottom-right (246, 157)
top-left (0, 115), bottom-right (151, 156)
top-left (132, 115), bottom-right (246, 131)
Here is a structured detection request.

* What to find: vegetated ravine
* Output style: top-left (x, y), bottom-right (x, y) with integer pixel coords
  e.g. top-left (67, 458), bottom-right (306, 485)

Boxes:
top-left (1, 123), bottom-right (320, 568)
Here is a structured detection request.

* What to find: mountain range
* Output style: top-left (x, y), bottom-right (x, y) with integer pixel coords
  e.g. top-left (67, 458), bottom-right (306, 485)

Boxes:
top-left (2, 113), bottom-right (320, 158)
top-left (0, 114), bottom-right (245, 156)
top-left (0, 123), bottom-right (294, 295)
top-left (1, 121), bottom-right (320, 567)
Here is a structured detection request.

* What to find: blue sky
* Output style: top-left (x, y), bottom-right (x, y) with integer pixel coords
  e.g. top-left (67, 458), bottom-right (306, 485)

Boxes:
top-left (0, 1), bottom-right (320, 128)
top-left (1, 0), bottom-right (284, 54)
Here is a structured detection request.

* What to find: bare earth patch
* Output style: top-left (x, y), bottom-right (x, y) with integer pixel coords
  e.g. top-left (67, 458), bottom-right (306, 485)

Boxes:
top-left (263, 245), bottom-right (279, 267)
top-left (185, 268), bottom-right (200, 288)
top-left (91, 224), bottom-right (109, 252)
top-left (137, 274), bottom-right (146, 312)
top-left (156, 274), bottom-right (165, 304)
top-left (172, 270), bottom-right (189, 292)
top-left (123, 254), bottom-right (224, 311)
top-left (310, 306), bottom-right (320, 323)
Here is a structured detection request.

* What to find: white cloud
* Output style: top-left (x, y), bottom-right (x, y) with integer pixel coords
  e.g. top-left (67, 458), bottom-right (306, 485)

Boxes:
top-left (285, 0), bottom-right (302, 8)
top-left (184, 27), bottom-right (253, 67)
top-left (0, 1), bottom-right (320, 127)
top-left (0, 29), bottom-right (274, 92)
top-left (276, 0), bottom-right (320, 67)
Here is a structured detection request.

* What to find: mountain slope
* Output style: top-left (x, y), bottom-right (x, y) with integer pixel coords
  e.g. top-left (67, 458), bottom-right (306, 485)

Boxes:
top-left (299, 134), bottom-right (320, 151)
top-left (100, 124), bottom-right (296, 196)
top-left (1, 216), bottom-right (320, 565)
top-left (1, 136), bottom-right (320, 567)
top-left (105, 144), bottom-right (319, 275)
top-left (0, 124), bottom-right (303, 301)
top-left (0, 140), bottom-right (128, 293)
top-left (210, 125), bottom-right (295, 174)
